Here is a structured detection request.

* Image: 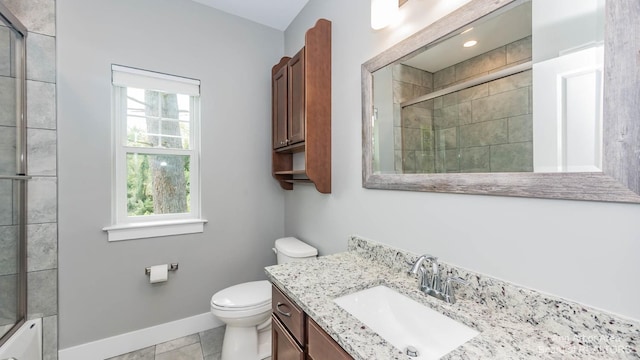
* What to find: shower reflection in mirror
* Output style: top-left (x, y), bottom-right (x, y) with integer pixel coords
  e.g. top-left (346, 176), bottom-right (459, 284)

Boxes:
top-left (372, 0), bottom-right (605, 175)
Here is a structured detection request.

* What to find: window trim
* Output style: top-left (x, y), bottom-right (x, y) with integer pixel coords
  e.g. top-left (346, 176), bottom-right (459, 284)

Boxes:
top-left (104, 65), bottom-right (206, 241)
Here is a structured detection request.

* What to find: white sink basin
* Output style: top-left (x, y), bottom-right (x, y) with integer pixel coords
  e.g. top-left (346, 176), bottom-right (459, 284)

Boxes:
top-left (333, 285), bottom-right (479, 360)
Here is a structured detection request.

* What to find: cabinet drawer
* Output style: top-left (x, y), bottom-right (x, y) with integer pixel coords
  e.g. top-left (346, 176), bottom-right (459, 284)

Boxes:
top-left (272, 315), bottom-right (304, 360)
top-left (307, 318), bottom-right (353, 360)
top-left (272, 285), bottom-right (305, 345)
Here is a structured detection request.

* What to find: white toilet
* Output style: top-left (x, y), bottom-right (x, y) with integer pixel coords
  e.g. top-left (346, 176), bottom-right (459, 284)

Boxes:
top-left (210, 237), bottom-right (318, 360)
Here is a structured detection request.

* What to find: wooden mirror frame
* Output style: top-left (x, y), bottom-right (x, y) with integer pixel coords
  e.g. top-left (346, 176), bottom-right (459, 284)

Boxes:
top-left (362, 0), bottom-right (640, 203)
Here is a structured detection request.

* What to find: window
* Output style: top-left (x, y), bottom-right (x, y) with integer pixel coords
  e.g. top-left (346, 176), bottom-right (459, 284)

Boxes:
top-left (104, 65), bottom-right (206, 241)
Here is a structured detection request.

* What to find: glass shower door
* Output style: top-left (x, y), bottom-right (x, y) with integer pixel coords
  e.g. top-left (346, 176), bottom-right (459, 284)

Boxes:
top-left (0, 3), bottom-right (28, 345)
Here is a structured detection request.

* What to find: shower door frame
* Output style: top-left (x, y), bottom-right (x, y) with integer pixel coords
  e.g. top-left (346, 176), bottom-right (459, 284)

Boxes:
top-left (0, 2), bottom-right (29, 348)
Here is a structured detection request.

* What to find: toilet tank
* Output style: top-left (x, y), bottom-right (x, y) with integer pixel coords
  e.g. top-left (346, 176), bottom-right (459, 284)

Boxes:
top-left (275, 237), bottom-right (318, 264)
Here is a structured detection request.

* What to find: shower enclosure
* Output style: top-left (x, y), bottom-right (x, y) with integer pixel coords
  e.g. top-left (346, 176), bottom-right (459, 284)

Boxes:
top-left (0, 2), bottom-right (29, 347)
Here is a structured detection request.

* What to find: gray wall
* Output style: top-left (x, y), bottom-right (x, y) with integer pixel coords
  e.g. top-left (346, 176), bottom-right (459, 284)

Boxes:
top-left (0, 0), bottom-right (58, 359)
top-left (57, 0), bottom-right (285, 348)
top-left (284, 0), bottom-right (640, 321)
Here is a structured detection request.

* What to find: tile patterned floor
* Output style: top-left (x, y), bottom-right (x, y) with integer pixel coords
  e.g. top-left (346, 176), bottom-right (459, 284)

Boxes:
top-left (106, 326), bottom-right (225, 360)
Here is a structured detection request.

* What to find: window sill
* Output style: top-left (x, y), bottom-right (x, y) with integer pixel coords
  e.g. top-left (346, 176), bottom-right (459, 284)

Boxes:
top-left (103, 219), bottom-right (207, 242)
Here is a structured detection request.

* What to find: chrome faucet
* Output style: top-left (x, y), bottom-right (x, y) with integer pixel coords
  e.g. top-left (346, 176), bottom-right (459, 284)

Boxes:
top-left (408, 255), bottom-right (467, 304)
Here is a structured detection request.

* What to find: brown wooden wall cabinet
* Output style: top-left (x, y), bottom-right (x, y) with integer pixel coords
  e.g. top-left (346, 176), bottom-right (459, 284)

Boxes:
top-left (272, 284), bottom-right (352, 360)
top-left (271, 19), bottom-right (331, 194)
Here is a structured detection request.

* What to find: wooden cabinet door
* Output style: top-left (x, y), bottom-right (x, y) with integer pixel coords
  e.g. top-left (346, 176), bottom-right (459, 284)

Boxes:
top-left (287, 47), bottom-right (305, 146)
top-left (306, 318), bottom-right (353, 360)
top-left (273, 64), bottom-right (289, 149)
top-left (272, 315), bottom-right (304, 360)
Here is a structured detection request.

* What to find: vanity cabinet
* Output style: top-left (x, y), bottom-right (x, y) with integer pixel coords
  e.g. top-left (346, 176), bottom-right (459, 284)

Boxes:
top-left (272, 284), bottom-right (352, 360)
top-left (271, 19), bottom-right (331, 194)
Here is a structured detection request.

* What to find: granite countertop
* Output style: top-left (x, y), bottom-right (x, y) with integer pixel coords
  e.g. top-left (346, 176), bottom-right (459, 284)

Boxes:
top-left (265, 237), bottom-right (639, 360)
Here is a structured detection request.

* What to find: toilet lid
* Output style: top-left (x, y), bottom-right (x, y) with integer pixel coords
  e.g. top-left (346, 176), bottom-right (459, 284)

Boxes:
top-left (211, 280), bottom-right (271, 309)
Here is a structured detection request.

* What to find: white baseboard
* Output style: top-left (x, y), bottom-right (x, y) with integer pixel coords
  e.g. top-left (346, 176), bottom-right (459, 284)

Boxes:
top-left (58, 313), bottom-right (223, 360)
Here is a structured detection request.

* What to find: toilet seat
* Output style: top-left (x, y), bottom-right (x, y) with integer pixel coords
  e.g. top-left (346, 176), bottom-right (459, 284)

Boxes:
top-left (211, 280), bottom-right (271, 315)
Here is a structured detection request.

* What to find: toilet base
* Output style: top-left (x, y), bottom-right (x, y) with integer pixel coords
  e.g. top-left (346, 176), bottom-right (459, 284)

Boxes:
top-left (220, 320), bottom-right (271, 360)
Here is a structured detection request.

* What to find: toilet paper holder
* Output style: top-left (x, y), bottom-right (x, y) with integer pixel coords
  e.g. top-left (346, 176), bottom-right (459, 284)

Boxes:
top-left (145, 263), bottom-right (179, 275)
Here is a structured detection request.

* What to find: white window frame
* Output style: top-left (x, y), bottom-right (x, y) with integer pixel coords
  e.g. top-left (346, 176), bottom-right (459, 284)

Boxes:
top-left (104, 65), bottom-right (206, 241)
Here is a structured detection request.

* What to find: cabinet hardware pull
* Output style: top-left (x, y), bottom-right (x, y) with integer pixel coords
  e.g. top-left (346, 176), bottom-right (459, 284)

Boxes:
top-left (276, 302), bottom-right (292, 317)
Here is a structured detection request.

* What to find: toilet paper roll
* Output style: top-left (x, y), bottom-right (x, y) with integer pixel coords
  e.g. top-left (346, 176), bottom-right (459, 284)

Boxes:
top-left (149, 264), bottom-right (169, 283)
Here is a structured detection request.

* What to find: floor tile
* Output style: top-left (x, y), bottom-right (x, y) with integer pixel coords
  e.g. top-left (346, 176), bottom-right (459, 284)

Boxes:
top-left (155, 342), bottom-right (203, 360)
top-left (199, 326), bottom-right (225, 356)
top-left (105, 346), bottom-right (155, 360)
top-left (155, 333), bottom-right (200, 354)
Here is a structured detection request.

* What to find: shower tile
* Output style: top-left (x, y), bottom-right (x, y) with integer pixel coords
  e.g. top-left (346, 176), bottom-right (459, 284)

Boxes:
top-left (392, 81), bottom-right (416, 103)
top-left (26, 32), bottom-right (55, 83)
top-left (435, 127), bottom-right (457, 150)
top-left (459, 119), bottom-right (508, 148)
top-left (199, 326), bottom-right (225, 356)
top-left (455, 47), bottom-right (506, 82)
top-left (156, 333), bottom-right (200, 354)
top-left (392, 103), bottom-right (402, 127)
top-left (435, 150), bottom-right (460, 173)
top-left (460, 147), bottom-right (490, 172)
top-left (457, 83), bottom-right (488, 103)
top-left (433, 104), bottom-right (458, 129)
top-left (433, 65), bottom-right (455, 90)
top-left (27, 268), bottom-right (57, 317)
top-left (402, 151), bottom-right (416, 173)
top-left (0, 180), bottom-right (12, 226)
top-left (488, 69), bottom-right (532, 95)
top-left (27, 176), bottom-right (57, 224)
top-left (0, 125), bottom-right (17, 173)
top-left (0, 27), bottom-right (9, 76)
top-left (27, 128), bottom-right (57, 176)
top-left (27, 222), bottom-right (57, 272)
top-left (401, 106), bottom-right (432, 129)
top-left (0, 274), bottom-right (18, 323)
top-left (155, 342), bottom-right (203, 360)
top-left (490, 142), bottom-right (533, 172)
top-left (506, 36), bottom-right (532, 64)
top-left (393, 126), bottom-right (402, 151)
top-left (0, 89), bottom-right (13, 129)
top-left (0, 225), bottom-right (18, 275)
top-left (27, 80), bottom-right (56, 129)
top-left (393, 64), bottom-right (432, 88)
top-left (0, 76), bottom-right (16, 126)
top-left (441, 92), bottom-right (457, 107)
top-left (458, 101), bottom-right (472, 125)
top-left (1, 0), bottom-right (55, 36)
top-left (106, 346), bottom-right (155, 360)
top-left (43, 315), bottom-right (58, 360)
top-left (508, 114), bottom-right (533, 143)
top-left (415, 151), bottom-right (435, 173)
top-left (402, 127), bottom-right (423, 151)
top-left (471, 87), bottom-right (529, 122)
top-left (394, 150), bottom-right (402, 173)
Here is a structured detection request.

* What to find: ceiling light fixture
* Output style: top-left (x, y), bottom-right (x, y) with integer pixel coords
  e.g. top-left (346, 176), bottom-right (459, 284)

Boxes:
top-left (463, 40), bottom-right (478, 47)
top-left (371, 0), bottom-right (407, 30)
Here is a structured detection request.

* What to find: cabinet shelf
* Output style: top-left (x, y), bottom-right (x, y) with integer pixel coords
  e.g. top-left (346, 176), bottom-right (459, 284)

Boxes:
top-left (271, 19), bottom-right (331, 194)
top-left (274, 170), bottom-right (307, 175)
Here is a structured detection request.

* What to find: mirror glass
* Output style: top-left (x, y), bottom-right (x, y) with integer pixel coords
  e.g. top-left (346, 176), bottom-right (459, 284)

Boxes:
top-left (372, 0), bottom-right (605, 175)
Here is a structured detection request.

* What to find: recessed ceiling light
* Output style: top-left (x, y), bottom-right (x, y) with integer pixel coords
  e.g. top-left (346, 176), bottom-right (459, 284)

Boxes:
top-left (460, 27), bottom-right (473, 35)
top-left (463, 40), bottom-right (478, 48)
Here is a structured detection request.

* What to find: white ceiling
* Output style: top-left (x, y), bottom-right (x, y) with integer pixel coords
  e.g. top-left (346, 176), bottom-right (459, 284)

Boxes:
top-left (190, 0), bottom-right (309, 31)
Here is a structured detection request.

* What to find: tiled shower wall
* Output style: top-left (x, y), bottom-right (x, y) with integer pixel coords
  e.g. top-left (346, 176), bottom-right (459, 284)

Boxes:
top-left (0, 0), bottom-right (57, 359)
top-left (396, 36), bottom-right (533, 173)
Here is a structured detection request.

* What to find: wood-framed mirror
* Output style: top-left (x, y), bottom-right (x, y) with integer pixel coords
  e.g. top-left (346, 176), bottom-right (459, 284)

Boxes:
top-left (362, 0), bottom-right (639, 203)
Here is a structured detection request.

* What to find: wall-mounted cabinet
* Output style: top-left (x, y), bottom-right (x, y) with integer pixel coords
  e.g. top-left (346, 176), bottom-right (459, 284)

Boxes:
top-left (272, 19), bottom-right (331, 194)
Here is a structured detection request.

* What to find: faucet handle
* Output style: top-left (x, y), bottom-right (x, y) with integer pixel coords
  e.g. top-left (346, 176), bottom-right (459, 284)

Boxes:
top-left (442, 276), bottom-right (467, 304)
